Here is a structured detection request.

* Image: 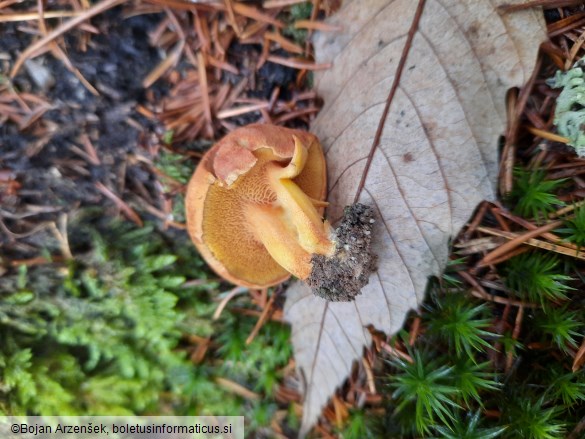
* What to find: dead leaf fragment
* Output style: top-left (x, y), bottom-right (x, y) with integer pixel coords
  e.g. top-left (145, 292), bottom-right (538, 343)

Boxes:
top-left (284, 0), bottom-right (546, 435)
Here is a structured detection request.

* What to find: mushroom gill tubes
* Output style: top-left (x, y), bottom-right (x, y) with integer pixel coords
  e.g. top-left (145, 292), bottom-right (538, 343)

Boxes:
top-left (185, 124), bottom-right (376, 301)
top-left (245, 138), bottom-right (336, 279)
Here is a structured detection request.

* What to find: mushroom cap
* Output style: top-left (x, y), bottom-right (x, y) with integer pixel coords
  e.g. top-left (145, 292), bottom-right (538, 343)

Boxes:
top-left (185, 124), bottom-right (327, 289)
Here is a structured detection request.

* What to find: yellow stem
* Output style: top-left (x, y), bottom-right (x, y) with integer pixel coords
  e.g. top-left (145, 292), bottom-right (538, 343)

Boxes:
top-left (244, 203), bottom-right (313, 279)
top-left (243, 137), bottom-right (335, 279)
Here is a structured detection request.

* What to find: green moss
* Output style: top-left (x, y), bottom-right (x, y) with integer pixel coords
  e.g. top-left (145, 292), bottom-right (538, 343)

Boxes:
top-left (556, 204), bottom-right (585, 249)
top-left (425, 293), bottom-right (495, 357)
top-left (380, 240), bottom-right (584, 437)
top-left (154, 150), bottom-right (196, 223)
top-left (282, 2), bottom-right (312, 45)
top-left (503, 251), bottom-right (573, 307)
top-left (0, 214), bottom-right (291, 434)
top-left (156, 150), bottom-right (195, 186)
top-left (510, 169), bottom-right (566, 223)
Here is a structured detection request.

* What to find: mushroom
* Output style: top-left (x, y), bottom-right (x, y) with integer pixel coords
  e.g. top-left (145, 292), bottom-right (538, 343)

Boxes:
top-left (185, 124), bottom-right (335, 289)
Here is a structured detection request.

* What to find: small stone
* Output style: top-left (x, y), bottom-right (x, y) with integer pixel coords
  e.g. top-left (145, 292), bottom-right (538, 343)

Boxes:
top-left (24, 59), bottom-right (55, 92)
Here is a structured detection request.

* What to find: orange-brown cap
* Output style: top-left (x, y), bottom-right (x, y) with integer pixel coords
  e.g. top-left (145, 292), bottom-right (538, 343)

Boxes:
top-left (185, 124), bottom-right (333, 289)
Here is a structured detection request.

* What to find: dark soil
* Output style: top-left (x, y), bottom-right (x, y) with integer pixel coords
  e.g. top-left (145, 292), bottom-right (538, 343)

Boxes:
top-left (307, 203), bottom-right (377, 302)
top-left (224, 45), bottom-right (298, 101)
top-left (221, 45), bottom-right (312, 130)
top-left (0, 9), bottom-right (165, 258)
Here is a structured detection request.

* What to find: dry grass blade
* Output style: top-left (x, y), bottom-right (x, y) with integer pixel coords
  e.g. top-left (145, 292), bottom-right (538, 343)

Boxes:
top-left (527, 126), bottom-right (569, 144)
top-left (0, 218), bottom-right (51, 239)
top-left (246, 291), bottom-right (277, 345)
top-left (143, 0), bottom-right (224, 12)
top-left (379, 341), bottom-right (413, 363)
top-left (506, 305), bottom-right (524, 371)
top-left (499, 55), bottom-right (541, 195)
top-left (267, 56), bottom-right (331, 70)
top-left (0, 0), bottom-right (24, 8)
top-left (143, 41), bottom-right (184, 88)
top-left (0, 11), bottom-right (81, 22)
top-left (80, 135), bottom-right (101, 165)
top-left (548, 13), bottom-right (585, 38)
top-left (46, 42), bottom-right (100, 95)
top-left (9, 256), bottom-right (64, 267)
top-left (223, 0), bottom-right (240, 35)
top-left (264, 0), bottom-right (308, 7)
top-left (498, 0), bottom-right (585, 12)
top-left (142, 0), bottom-right (325, 141)
top-left (215, 377), bottom-right (260, 401)
top-left (0, 87), bottom-right (52, 128)
top-left (477, 226), bottom-right (585, 260)
top-left (331, 395), bottom-right (348, 428)
top-left (476, 220), bottom-right (564, 267)
top-left (549, 199), bottom-right (585, 219)
top-left (573, 337), bottom-right (585, 372)
top-left (265, 31), bottom-right (304, 54)
top-left (217, 102), bottom-right (270, 119)
top-left (273, 106), bottom-right (319, 123)
top-left (206, 55), bottom-right (239, 74)
top-left (455, 236), bottom-right (503, 254)
top-left (361, 357), bottom-right (376, 394)
top-left (459, 271), bottom-right (539, 308)
top-left (47, 214), bottom-right (73, 259)
top-left (565, 28), bottom-right (585, 68)
top-left (95, 182), bottom-right (143, 227)
top-left (232, 2), bottom-right (283, 27)
top-left (197, 51), bottom-right (213, 137)
top-left (213, 286), bottom-right (248, 320)
top-left (492, 207), bottom-right (577, 246)
top-left (294, 19), bottom-right (342, 32)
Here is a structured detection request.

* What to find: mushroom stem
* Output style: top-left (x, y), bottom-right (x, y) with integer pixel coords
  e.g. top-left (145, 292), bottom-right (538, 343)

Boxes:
top-left (273, 179), bottom-right (335, 256)
top-left (244, 170), bottom-right (336, 279)
top-left (244, 203), bottom-right (314, 279)
top-left (243, 140), bottom-right (336, 280)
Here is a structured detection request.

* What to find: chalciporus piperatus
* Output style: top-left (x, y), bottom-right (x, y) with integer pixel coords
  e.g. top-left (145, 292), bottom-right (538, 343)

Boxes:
top-left (185, 124), bottom-right (376, 302)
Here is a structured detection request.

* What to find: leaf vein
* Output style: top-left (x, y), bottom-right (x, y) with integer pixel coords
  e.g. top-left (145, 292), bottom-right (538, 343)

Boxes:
top-left (365, 187), bottom-right (417, 292)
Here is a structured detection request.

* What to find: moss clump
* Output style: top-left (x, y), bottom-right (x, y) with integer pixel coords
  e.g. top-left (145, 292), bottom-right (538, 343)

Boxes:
top-left (0, 214), bottom-right (292, 434)
top-left (375, 250), bottom-right (584, 438)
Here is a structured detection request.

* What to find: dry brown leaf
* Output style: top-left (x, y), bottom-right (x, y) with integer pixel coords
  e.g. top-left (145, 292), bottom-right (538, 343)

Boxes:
top-left (284, 0), bottom-right (546, 435)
